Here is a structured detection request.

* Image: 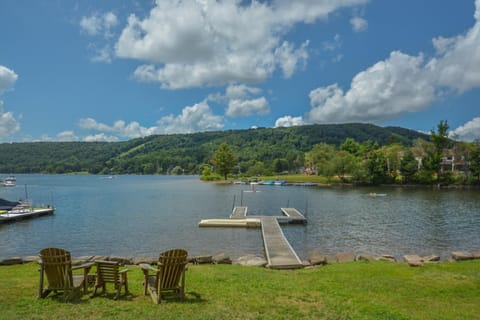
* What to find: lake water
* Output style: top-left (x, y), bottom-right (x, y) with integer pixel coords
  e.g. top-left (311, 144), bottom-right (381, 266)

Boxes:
top-left (1, 174), bottom-right (479, 260)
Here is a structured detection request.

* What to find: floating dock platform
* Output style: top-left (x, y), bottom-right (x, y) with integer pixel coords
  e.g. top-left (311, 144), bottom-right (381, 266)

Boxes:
top-left (0, 208), bottom-right (55, 224)
top-left (199, 206), bottom-right (306, 269)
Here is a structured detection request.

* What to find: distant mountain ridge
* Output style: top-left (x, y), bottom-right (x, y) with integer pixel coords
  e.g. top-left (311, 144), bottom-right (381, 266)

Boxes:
top-left (0, 123), bottom-right (429, 174)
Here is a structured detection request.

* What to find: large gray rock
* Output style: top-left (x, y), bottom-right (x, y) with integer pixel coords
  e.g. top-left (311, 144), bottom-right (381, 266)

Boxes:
top-left (0, 257), bottom-right (22, 265)
top-left (356, 254), bottom-right (375, 262)
top-left (403, 255), bottom-right (423, 267)
top-left (194, 255), bottom-right (213, 264)
top-left (108, 256), bottom-right (134, 265)
top-left (422, 255), bottom-right (440, 262)
top-left (212, 253), bottom-right (232, 264)
top-left (308, 251), bottom-right (327, 266)
top-left (336, 252), bottom-right (356, 263)
top-left (452, 251), bottom-right (474, 261)
top-left (133, 257), bottom-right (157, 265)
top-left (235, 255), bottom-right (267, 267)
top-left (376, 254), bottom-right (397, 262)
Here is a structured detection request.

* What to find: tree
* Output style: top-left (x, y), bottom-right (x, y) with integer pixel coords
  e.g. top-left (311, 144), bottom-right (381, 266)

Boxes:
top-left (469, 141), bottom-right (480, 184)
top-left (305, 143), bottom-right (335, 175)
top-left (429, 120), bottom-right (451, 184)
top-left (211, 142), bottom-right (237, 180)
top-left (340, 138), bottom-right (360, 155)
top-left (400, 149), bottom-right (418, 183)
top-left (331, 150), bottom-right (356, 183)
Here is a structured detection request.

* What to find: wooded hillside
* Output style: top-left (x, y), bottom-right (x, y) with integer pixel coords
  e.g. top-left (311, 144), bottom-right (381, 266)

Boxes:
top-left (0, 123), bottom-right (428, 175)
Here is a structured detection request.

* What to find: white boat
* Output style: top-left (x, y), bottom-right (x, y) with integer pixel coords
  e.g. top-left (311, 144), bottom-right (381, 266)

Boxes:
top-left (0, 198), bottom-right (55, 223)
top-left (3, 175), bottom-right (16, 187)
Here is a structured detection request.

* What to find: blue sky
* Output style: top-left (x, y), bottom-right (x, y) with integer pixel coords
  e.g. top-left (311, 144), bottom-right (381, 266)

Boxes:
top-left (1, 0), bottom-right (480, 142)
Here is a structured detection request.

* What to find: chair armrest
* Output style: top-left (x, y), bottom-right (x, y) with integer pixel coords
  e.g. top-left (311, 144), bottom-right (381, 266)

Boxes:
top-left (119, 268), bottom-right (129, 274)
top-left (72, 261), bottom-right (94, 270)
top-left (139, 263), bottom-right (158, 272)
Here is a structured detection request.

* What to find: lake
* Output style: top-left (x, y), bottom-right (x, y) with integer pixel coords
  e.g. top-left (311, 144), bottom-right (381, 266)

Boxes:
top-left (1, 174), bottom-right (479, 261)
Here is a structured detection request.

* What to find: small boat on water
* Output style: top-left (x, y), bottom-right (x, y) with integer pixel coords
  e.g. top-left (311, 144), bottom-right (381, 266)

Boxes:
top-left (0, 198), bottom-right (55, 224)
top-left (2, 175), bottom-right (16, 187)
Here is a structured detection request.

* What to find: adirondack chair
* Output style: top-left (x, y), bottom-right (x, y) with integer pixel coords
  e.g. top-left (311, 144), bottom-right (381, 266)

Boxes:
top-left (92, 260), bottom-right (129, 300)
top-left (139, 249), bottom-right (188, 304)
top-left (38, 247), bottom-right (93, 301)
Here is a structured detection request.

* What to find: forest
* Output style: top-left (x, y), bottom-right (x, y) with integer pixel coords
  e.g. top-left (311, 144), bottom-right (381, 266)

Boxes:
top-left (1, 122), bottom-right (478, 185)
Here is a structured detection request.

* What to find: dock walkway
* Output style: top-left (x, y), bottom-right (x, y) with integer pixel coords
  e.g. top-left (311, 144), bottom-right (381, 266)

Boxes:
top-left (261, 217), bottom-right (303, 269)
top-left (230, 206), bottom-right (247, 219)
top-left (200, 206), bottom-right (306, 269)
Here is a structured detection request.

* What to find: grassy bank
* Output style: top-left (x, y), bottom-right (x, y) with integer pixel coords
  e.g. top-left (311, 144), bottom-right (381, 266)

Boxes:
top-left (1, 260), bottom-right (479, 319)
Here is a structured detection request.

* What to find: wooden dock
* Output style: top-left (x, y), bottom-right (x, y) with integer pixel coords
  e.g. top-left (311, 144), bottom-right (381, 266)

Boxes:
top-left (230, 206), bottom-right (247, 219)
top-left (261, 217), bottom-right (303, 269)
top-left (200, 206), bottom-right (306, 269)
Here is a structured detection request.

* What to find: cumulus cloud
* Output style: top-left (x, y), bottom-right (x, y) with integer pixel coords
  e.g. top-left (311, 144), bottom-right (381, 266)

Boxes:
top-left (350, 16), bottom-right (368, 32)
top-left (115, 0), bottom-right (366, 88)
top-left (0, 66), bottom-right (20, 140)
top-left (307, 0), bottom-right (480, 124)
top-left (56, 131), bottom-right (80, 142)
top-left (275, 116), bottom-right (304, 127)
top-left (80, 12), bottom-right (119, 62)
top-left (223, 84), bottom-right (270, 117)
top-left (84, 133), bottom-right (120, 142)
top-left (157, 101), bottom-right (224, 134)
top-left (80, 12), bottom-right (118, 37)
top-left (226, 97), bottom-right (270, 118)
top-left (78, 118), bottom-right (157, 139)
top-left (450, 117), bottom-right (480, 141)
top-left (308, 52), bottom-right (435, 123)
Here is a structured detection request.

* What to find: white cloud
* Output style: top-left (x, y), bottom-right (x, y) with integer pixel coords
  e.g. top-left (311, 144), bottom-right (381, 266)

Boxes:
top-left (80, 12), bottom-right (118, 38)
top-left (226, 97), bottom-right (270, 118)
top-left (350, 16), bottom-right (368, 32)
top-left (275, 116), bottom-right (304, 127)
top-left (84, 133), bottom-right (119, 142)
top-left (307, 0), bottom-right (480, 124)
top-left (450, 117), bottom-right (480, 141)
top-left (0, 66), bottom-right (20, 140)
top-left (78, 118), bottom-right (157, 139)
top-left (157, 101), bottom-right (224, 134)
top-left (0, 65), bottom-right (18, 94)
top-left (57, 131), bottom-right (80, 142)
top-left (115, 0), bottom-right (366, 89)
top-left (308, 51), bottom-right (435, 123)
top-left (226, 84), bottom-right (262, 100)
top-left (0, 111), bottom-right (20, 140)
top-left (80, 12), bottom-right (119, 63)
top-left (222, 84), bottom-right (270, 118)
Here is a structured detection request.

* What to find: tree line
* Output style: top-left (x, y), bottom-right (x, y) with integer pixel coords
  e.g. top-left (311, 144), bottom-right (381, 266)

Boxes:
top-left (4, 122), bottom-right (478, 185)
top-left (204, 121), bottom-right (480, 186)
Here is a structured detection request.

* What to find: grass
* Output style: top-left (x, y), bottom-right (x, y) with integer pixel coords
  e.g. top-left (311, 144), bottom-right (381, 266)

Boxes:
top-left (1, 260), bottom-right (479, 319)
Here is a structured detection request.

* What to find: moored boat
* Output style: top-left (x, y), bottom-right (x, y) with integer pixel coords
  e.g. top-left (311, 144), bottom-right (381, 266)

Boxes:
top-left (0, 198), bottom-right (55, 223)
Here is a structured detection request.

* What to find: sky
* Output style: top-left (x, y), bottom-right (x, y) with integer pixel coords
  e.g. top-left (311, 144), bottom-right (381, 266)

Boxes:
top-left (1, 0), bottom-right (480, 143)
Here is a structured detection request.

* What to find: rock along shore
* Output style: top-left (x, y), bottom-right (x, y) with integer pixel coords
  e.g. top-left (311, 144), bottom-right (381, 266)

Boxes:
top-left (1, 250), bottom-right (479, 268)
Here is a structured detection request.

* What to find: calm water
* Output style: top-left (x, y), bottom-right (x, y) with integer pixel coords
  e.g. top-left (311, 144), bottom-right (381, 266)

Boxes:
top-left (1, 174), bottom-right (479, 260)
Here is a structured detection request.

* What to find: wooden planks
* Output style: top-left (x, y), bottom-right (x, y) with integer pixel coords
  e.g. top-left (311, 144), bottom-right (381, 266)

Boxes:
top-left (261, 217), bottom-right (303, 269)
top-left (230, 206), bottom-right (247, 219)
top-left (200, 206), bottom-right (306, 269)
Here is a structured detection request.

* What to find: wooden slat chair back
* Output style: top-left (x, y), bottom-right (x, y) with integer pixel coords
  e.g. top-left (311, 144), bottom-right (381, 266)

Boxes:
top-left (38, 247), bottom-right (92, 301)
top-left (92, 260), bottom-right (128, 300)
top-left (140, 249), bottom-right (188, 304)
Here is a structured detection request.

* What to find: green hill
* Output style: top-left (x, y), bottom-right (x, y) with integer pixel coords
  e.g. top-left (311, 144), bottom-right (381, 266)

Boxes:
top-left (0, 123), bottom-right (428, 175)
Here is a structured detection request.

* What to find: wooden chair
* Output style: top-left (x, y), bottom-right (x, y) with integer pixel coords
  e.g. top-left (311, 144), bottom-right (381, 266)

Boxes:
top-left (140, 249), bottom-right (188, 304)
top-left (38, 247), bottom-right (93, 301)
top-left (92, 260), bottom-right (129, 300)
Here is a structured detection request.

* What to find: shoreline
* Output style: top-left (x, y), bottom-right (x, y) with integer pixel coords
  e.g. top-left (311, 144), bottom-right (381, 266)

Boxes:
top-left (2, 249), bottom-right (479, 268)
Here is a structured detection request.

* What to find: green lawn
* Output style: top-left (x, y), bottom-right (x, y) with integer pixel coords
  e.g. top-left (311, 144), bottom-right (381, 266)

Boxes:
top-left (1, 260), bottom-right (479, 319)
